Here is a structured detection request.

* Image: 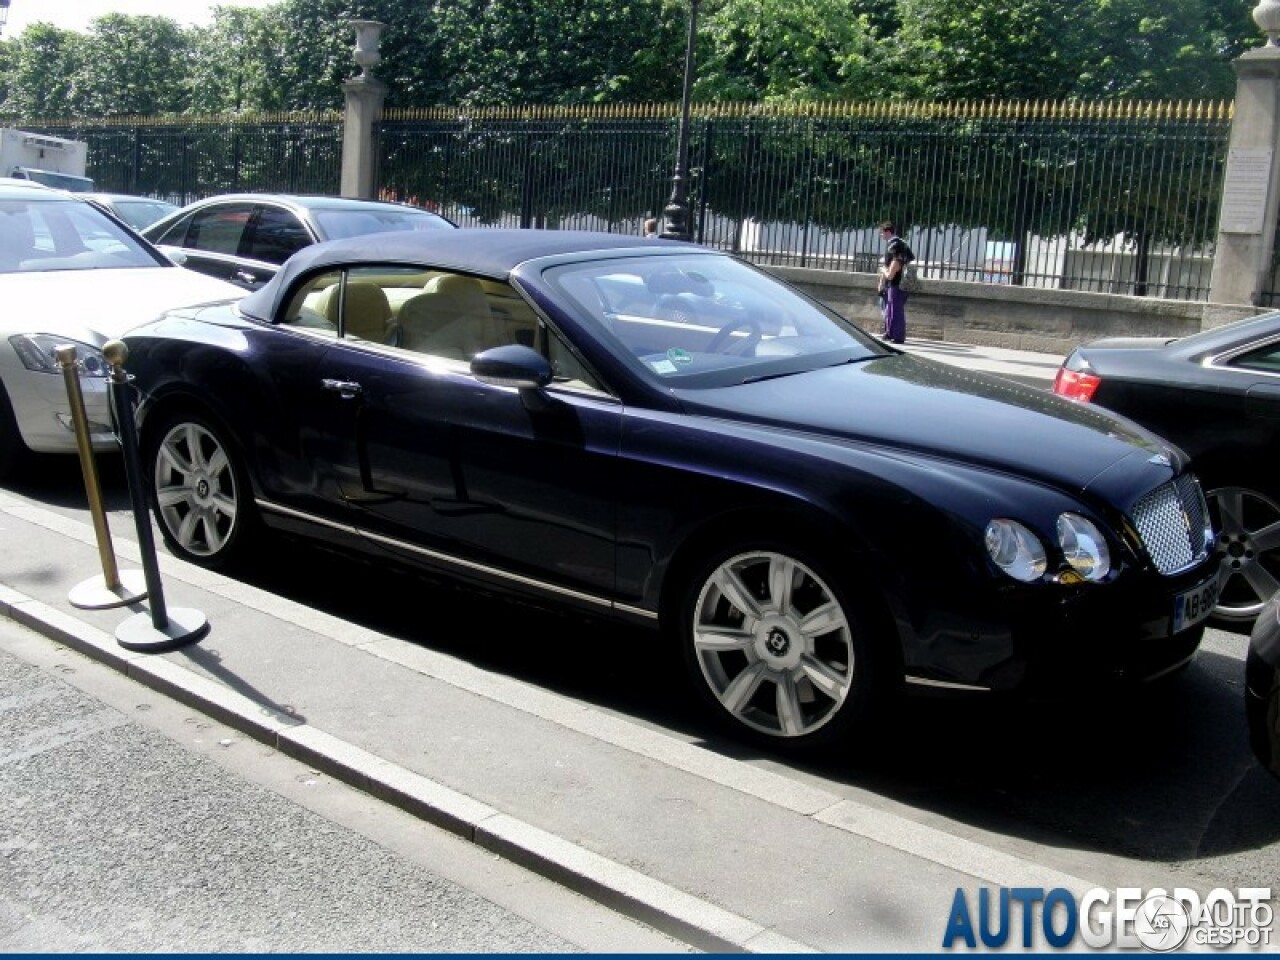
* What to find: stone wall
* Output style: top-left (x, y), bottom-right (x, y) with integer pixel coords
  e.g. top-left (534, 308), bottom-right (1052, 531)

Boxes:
top-left (765, 266), bottom-right (1267, 355)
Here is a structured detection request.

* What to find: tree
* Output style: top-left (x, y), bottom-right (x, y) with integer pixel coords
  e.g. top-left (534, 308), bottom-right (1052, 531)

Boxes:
top-left (0, 23), bottom-right (85, 118)
top-left (884, 0), bottom-right (1253, 102)
top-left (75, 14), bottom-right (193, 116)
top-left (188, 6), bottom-right (289, 113)
top-left (695, 0), bottom-right (879, 102)
top-left (430, 0), bottom-right (681, 106)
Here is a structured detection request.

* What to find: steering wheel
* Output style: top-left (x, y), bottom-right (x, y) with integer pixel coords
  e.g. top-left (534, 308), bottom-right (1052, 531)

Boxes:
top-left (657, 294), bottom-right (695, 324)
top-left (705, 317), bottom-right (764, 356)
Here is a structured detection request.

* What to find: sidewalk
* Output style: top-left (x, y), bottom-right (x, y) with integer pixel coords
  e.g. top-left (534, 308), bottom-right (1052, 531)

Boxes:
top-left (1, 457), bottom-right (1194, 953)
top-left (897, 337), bottom-right (1064, 387)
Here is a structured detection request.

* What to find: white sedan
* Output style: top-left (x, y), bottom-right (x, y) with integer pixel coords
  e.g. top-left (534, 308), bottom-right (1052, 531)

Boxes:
top-left (0, 180), bottom-right (243, 479)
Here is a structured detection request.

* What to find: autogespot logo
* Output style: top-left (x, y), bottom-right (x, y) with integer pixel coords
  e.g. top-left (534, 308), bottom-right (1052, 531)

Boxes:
top-left (1134, 894), bottom-right (1191, 952)
top-left (942, 886), bottom-right (1274, 951)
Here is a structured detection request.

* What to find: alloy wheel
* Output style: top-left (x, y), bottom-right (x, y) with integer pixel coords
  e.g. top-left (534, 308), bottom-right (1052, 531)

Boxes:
top-left (691, 550), bottom-right (854, 738)
top-left (1208, 486), bottom-right (1280, 625)
top-left (154, 421), bottom-right (239, 558)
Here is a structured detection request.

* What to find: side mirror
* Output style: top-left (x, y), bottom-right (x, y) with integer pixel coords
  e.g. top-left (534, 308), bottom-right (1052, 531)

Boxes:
top-left (471, 344), bottom-right (553, 390)
top-left (472, 344), bottom-right (556, 412)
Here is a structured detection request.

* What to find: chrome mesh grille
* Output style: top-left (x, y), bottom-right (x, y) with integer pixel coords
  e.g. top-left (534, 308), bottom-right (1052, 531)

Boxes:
top-left (1130, 473), bottom-right (1211, 575)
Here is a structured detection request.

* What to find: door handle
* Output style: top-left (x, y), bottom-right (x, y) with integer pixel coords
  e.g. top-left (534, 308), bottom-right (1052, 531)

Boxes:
top-left (321, 378), bottom-right (363, 399)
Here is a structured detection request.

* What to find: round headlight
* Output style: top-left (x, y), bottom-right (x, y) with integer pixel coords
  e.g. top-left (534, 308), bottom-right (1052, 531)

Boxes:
top-left (985, 519), bottom-right (1047, 582)
top-left (1057, 513), bottom-right (1111, 581)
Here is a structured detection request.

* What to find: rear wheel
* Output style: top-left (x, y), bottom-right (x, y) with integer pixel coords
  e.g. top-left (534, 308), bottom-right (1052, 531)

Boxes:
top-left (678, 541), bottom-right (894, 752)
top-left (1207, 485), bottom-right (1280, 627)
top-left (146, 409), bottom-right (256, 569)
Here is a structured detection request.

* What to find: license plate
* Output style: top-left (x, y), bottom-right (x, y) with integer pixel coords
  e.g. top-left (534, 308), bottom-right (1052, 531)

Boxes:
top-left (1172, 575), bottom-right (1219, 633)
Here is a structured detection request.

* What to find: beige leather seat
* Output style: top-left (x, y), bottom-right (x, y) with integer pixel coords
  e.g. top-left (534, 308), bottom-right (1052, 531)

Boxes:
top-left (399, 274), bottom-right (505, 360)
top-left (321, 280), bottom-right (399, 345)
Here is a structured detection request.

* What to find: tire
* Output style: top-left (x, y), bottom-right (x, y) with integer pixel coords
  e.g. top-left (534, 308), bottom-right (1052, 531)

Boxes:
top-left (1206, 485), bottom-right (1280, 629)
top-left (0, 380), bottom-right (31, 482)
top-left (677, 541), bottom-right (895, 752)
top-left (145, 408), bottom-right (256, 569)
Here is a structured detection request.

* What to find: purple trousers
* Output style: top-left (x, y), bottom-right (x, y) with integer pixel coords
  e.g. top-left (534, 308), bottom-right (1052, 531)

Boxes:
top-left (882, 285), bottom-right (907, 344)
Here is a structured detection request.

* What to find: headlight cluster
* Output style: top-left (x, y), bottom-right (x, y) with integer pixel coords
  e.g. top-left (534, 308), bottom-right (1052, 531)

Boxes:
top-left (985, 513), bottom-right (1111, 583)
top-left (8, 334), bottom-right (108, 378)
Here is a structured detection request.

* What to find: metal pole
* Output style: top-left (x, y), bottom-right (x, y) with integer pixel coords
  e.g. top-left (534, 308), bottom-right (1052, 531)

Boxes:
top-left (102, 340), bottom-right (208, 651)
top-left (56, 345), bottom-right (147, 609)
top-left (660, 0), bottom-right (700, 242)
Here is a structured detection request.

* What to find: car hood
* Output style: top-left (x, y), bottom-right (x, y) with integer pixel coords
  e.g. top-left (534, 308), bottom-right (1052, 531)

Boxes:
top-left (678, 353), bottom-right (1184, 501)
top-left (0, 267), bottom-right (243, 342)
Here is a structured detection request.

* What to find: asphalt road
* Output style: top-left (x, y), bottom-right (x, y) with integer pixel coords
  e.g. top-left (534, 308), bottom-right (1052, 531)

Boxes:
top-left (3, 448), bottom-right (1279, 949)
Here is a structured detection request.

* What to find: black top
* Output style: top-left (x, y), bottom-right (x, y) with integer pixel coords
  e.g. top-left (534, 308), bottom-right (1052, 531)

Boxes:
top-left (883, 236), bottom-right (909, 287)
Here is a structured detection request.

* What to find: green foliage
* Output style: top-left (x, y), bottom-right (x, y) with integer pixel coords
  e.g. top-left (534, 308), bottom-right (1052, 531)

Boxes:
top-left (1, 23), bottom-right (85, 118)
top-left (697, 0), bottom-right (880, 102)
top-left (76, 14), bottom-right (194, 116)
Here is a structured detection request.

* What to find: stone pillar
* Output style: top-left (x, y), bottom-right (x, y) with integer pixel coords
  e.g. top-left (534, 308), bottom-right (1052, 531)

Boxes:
top-left (340, 21), bottom-right (387, 199)
top-left (1209, 3), bottom-right (1280, 305)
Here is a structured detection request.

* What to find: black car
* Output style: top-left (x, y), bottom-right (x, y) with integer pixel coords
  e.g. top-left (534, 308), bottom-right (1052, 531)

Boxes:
top-left (120, 229), bottom-right (1219, 753)
top-left (1246, 590), bottom-right (1280, 780)
top-left (141, 193), bottom-right (456, 290)
top-left (1053, 313), bottom-right (1280, 628)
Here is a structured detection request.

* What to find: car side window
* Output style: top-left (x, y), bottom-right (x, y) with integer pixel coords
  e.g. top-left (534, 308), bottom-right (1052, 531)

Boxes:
top-left (1231, 341), bottom-right (1280, 375)
top-left (248, 206), bottom-right (313, 265)
top-left (184, 204), bottom-right (254, 255)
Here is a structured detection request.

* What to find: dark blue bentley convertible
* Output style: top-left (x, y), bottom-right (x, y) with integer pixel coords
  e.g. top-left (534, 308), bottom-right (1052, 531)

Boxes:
top-left (120, 229), bottom-right (1221, 752)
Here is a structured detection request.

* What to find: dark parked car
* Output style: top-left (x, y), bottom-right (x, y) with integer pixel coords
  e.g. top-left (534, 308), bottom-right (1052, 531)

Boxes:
top-left (1246, 590), bottom-right (1280, 780)
top-left (141, 193), bottom-right (456, 290)
top-left (121, 230), bottom-right (1219, 752)
top-left (81, 192), bottom-right (180, 231)
top-left (1053, 313), bottom-right (1280, 628)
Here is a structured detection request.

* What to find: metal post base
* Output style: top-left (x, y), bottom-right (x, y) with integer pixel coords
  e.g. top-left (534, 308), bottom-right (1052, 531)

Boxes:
top-left (68, 569), bottom-right (149, 610)
top-left (116, 606), bottom-right (209, 652)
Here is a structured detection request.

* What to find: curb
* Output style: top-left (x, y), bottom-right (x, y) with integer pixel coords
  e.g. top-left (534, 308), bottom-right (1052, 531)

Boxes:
top-left (0, 581), bottom-right (815, 954)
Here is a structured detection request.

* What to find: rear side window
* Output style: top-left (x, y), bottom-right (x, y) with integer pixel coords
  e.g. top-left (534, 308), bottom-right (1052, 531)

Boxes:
top-left (248, 206), bottom-right (313, 264)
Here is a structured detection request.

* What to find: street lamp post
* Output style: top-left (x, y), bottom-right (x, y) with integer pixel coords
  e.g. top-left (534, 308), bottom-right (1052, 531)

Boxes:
top-left (661, 0), bottom-right (700, 242)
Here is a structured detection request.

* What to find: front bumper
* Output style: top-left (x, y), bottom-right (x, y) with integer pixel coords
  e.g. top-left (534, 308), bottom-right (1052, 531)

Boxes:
top-left (902, 555), bottom-right (1221, 693)
top-left (3, 366), bottom-right (117, 455)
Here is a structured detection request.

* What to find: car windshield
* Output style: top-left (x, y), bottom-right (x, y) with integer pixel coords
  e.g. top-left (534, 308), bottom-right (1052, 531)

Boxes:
top-left (312, 207), bottom-right (453, 240)
top-left (543, 253), bottom-right (886, 388)
top-left (109, 199), bottom-right (179, 230)
top-left (0, 197), bottom-right (162, 274)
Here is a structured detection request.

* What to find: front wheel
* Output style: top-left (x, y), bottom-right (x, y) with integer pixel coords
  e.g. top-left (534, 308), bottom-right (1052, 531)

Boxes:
top-left (678, 544), bottom-right (893, 751)
top-left (146, 410), bottom-right (256, 569)
top-left (0, 381), bottom-right (31, 482)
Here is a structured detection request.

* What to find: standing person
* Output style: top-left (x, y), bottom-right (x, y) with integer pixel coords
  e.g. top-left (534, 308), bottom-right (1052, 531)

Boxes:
top-left (877, 220), bottom-right (912, 344)
top-left (643, 217), bottom-right (659, 238)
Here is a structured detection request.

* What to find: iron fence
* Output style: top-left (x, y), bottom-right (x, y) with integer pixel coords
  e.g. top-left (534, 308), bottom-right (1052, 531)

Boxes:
top-left (25, 100), bottom-right (1233, 301)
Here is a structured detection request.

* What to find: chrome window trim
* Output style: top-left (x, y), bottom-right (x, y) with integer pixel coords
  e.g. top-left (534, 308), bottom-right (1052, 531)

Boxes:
top-left (256, 498), bottom-right (658, 621)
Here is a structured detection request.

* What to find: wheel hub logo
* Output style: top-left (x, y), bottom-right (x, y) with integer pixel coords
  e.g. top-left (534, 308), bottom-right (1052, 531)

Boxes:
top-left (765, 628), bottom-right (790, 656)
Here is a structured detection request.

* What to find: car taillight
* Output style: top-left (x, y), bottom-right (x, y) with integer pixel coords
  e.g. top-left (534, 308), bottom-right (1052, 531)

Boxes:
top-left (1052, 365), bottom-right (1101, 402)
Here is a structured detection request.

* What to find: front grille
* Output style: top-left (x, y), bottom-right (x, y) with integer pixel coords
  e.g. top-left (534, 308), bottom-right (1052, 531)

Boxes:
top-left (1130, 473), bottom-right (1212, 575)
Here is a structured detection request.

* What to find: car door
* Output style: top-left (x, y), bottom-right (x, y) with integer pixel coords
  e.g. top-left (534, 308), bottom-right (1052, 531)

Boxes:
top-left (150, 202), bottom-right (257, 287)
top-left (296, 265), bottom-right (624, 603)
top-left (237, 204), bottom-right (317, 289)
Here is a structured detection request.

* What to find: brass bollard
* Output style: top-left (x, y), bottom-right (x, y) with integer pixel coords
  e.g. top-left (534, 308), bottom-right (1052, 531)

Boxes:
top-left (57, 344), bottom-right (147, 609)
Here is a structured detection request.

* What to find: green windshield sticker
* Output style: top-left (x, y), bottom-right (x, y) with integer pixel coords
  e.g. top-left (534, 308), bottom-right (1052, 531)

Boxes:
top-left (667, 347), bottom-right (693, 365)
